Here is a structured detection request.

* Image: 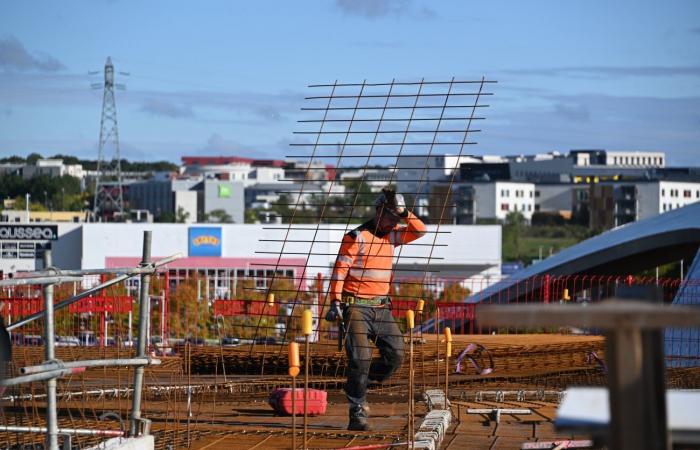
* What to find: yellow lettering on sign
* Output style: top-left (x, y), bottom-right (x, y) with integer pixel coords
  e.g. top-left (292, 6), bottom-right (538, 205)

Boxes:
top-left (193, 235), bottom-right (220, 246)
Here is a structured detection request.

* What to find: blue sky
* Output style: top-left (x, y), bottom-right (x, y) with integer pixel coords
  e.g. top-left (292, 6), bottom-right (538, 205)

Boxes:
top-left (0, 0), bottom-right (699, 165)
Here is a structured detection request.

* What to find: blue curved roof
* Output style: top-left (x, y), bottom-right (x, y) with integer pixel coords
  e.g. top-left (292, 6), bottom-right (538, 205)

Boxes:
top-left (467, 202), bottom-right (700, 304)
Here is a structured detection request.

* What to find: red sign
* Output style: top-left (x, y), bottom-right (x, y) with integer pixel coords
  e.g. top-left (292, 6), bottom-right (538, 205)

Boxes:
top-left (214, 300), bottom-right (245, 316)
top-left (390, 300), bottom-right (418, 318)
top-left (68, 296), bottom-right (133, 314)
top-left (1, 298), bottom-right (44, 317)
top-left (213, 299), bottom-right (279, 317)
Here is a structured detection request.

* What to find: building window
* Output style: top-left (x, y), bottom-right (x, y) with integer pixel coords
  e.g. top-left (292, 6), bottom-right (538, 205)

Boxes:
top-left (528, 204), bottom-right (532, 211)
top-left (684, 190), bottom-right (691, 198)
top-left (661, 189), bottom-right (665, 197)
top-left (500, 203), bottom-right (509, 211)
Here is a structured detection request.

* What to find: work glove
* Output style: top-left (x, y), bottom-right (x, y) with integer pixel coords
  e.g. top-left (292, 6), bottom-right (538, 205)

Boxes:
top-left (375, 187), bottom-right (408, 218)
top-left (325, 300), bottom-right (343, 322)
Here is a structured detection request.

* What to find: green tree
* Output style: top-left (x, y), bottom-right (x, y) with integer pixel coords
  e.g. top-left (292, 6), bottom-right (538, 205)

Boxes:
top-left (176, 206), bottom-right (190, 223)
top-left (156, 212), bottom-right (176, 223)
top-left (438, 282), bottom-right (471, 303)
top-left (26, 153), bottom-right (43, 164)
top-left (245, 208), bottom-right (261, 223)
top-left (0, 174), bottom-right (83, 211)
top-left (204, 209), bottom-right (234, 223)
top-left (270, 194), bottom-right (293, 221)
top-left (503, 211), bottom-right (526, 260)
top-left (168, 279), bottom-right (208, 338)
top-left (0, 155), bottom-right (25, 164)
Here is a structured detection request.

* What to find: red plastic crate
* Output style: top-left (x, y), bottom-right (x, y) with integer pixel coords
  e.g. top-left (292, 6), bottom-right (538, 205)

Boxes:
top-left (268, 388), bottom-right (327, 416)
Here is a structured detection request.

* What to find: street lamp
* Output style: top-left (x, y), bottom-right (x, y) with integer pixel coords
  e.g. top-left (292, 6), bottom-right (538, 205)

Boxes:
top-left (25, 193), bottom-right (31, 222)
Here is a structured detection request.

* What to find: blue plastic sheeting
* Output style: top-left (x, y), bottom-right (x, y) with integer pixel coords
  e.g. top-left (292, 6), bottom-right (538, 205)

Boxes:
top-left (665, 248), bottom-right (700, 368)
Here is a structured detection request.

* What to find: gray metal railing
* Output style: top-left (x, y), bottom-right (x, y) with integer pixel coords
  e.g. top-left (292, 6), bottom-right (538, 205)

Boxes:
top-left (0, 231), bottom-right (180, 450)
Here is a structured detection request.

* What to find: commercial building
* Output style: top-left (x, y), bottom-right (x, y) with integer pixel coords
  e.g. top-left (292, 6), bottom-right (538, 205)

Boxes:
top-left (590, 180), bottom-right (700, 230)
top-left (338, 167), bottom-right (396, 192)
top-left (428, 181), bottom-right (535, 224)
top-left (1, 210), bottom-right (88, 223)
top-left (181, 156), bottom-right (289, 186)
top-left (0, 158), bottom-right (85, 180)
top-left (128, 178), bottom-right (245, 223)
top-left (0, 222), bottom-right (502, 296)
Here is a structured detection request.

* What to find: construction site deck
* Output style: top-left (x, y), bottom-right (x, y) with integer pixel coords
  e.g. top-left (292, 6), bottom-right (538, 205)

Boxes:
top-left (2, 334), bottom-right (699, 449)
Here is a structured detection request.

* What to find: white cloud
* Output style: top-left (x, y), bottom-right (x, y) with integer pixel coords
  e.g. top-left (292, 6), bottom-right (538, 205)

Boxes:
top-left (0, 36), bottom-right (65, 72)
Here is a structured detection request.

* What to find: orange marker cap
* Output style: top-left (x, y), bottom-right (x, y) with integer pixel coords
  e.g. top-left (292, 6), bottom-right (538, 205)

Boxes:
top-left (288, 342), bottom-right (300, 377)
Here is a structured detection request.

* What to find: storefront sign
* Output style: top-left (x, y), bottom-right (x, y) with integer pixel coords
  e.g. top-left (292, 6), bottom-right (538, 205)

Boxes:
top-left (0, 225), bottom-right (58, 241)
top-left (188, 227), bottom-right (222, 257)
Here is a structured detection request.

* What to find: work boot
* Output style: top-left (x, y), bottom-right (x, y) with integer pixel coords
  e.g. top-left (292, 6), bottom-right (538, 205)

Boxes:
top-left (348, 404), bottom-right (371, 431)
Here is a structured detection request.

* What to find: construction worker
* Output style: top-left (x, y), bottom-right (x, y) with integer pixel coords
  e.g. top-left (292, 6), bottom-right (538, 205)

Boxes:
top-left (325, 187), bottom-right (427, 431)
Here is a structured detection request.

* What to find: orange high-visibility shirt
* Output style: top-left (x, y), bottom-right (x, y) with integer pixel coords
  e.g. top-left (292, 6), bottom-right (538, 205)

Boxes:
top-left (330, 211), bottom-right (426, 300)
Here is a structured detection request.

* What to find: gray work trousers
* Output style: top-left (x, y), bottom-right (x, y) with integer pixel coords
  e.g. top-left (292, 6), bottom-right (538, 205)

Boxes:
top-left (343, 305), bottom-right (404, 410)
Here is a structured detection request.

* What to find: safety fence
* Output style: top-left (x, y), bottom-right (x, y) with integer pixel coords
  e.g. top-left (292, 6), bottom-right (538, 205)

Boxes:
top-left (1, 271), bottom-right (692, 348)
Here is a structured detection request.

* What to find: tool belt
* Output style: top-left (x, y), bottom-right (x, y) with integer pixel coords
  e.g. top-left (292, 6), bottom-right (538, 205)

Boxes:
top-left (341, 293), bottom-right (391, 308)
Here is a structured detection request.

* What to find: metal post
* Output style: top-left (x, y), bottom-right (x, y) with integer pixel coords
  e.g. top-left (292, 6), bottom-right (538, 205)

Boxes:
top-left (435, 307), bottom-right (440, 389)
top-left (292, 376), bottom-right (297, 450)
top-left (680, 259), bottom-right (684, 281)
top-left (408, 322), bottom-right (414, 449)
top-left (303, 335), bottom-right (310, 450)
top-left (161, 290), bottom-right (166, 343)
top-left (444, 327), bottom-right (452, 410)
top-left (130, 231), bottom-right (152, 436)
top-left (61, 433), bottom-right (71, 450)
top-left (43, 250), bottom-right (58, 450)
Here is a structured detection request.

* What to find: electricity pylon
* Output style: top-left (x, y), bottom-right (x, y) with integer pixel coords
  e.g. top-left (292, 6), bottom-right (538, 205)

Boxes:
top-left (91, 57), bottom-right (127, 221)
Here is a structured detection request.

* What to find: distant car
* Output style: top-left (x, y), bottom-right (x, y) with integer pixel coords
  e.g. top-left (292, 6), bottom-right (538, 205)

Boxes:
top-left (10, 333), bottom-right (24, 346)
top-left (221, 337), bottom-right (241, 347)
top-left (23, 335), bottom-right (44, 346)
top-left (185, 337), bottom-right (205, 346)
top-left (254, 336), bottom-right (277, 345)
top-left (78, 332), bottom-right (97, 346)
top-left (55, 336), bottom-right (79, 347)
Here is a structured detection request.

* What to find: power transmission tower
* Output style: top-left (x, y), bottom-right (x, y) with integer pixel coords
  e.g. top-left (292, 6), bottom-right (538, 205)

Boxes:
top-left (91, 57), bottom-right (127, 221)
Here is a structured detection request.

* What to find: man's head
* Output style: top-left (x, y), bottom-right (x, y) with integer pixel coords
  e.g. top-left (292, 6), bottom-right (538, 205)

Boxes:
top-left (374, 187), bottom-right (406, 233)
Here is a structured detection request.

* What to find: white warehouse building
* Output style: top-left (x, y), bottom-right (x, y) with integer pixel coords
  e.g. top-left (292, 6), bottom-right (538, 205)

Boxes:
top-left (0, 223), bottom-right (502, 296)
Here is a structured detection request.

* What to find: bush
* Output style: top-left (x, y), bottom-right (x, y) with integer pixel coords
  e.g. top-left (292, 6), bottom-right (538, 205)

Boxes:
top-left (531, 212), bottom-right (566, 226)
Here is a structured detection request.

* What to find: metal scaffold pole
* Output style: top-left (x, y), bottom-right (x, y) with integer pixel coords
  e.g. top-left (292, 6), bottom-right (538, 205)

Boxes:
top-left (130, 231), bottom-right (152, 436)
top-left (43, 250), bottom-right (58, 450)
